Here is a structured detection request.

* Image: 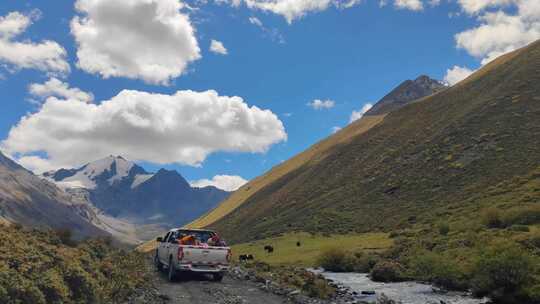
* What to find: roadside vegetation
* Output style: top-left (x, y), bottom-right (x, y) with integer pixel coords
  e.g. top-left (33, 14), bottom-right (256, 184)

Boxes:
top-left (240, 261), bottom-right (336, 299)
top-left (0, 224), bottom-right (150, 304)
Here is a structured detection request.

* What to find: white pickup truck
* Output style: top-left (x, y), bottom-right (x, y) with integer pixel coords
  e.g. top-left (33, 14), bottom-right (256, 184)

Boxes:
top-left (154, 228), bottom-right (231, 282)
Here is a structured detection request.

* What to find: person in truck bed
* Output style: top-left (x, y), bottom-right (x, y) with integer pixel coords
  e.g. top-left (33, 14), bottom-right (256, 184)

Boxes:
top-left (180, 234), bottom-right (199, 245)
top-left (207, 233), bottom-right (226, 247)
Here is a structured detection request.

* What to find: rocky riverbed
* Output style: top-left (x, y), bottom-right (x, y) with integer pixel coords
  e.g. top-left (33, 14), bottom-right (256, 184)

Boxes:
top-left (313, 270), bottom-right (492, 304)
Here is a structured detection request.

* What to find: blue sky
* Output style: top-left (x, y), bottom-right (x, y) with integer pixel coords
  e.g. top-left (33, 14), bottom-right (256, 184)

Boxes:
top-left (0, 0), bottom-right (537, 190)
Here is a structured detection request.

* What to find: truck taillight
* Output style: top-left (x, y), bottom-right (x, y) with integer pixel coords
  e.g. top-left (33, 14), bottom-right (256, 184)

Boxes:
top-left (226, 248), bottom-right (232, 262)
top-left (177, 247), bottom-right (184, 261)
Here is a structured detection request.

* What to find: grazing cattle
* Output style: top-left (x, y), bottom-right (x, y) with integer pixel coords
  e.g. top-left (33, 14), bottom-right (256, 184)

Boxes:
top-left (263, 245), bottom-right (274, 254)
top-left (296, 241), bottom-right (301, 247)
top-left (239, 254), bottom-right (254, 262)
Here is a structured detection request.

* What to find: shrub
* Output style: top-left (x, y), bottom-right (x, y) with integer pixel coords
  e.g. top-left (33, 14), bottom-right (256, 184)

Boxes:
top-left (438, 222), bottom-right (450, 236)
top-left (482, 208), bottom-right (505, 228)
top-left (526, 233), bottom-right (540, 249)
top-left (370, 261), bottom-right (405, 282)
top-left (508, 225), bottom-right (530, 232)
top-left (37, 269), bottom-right (70, 303)
top-left (0, 226), bottom-right (150, 304)
top-left (408, 251), bottom-right (468, 291)
top-left (388, 231), bottom-right (399, 238)
top-left (471, 242), bottom-right (537, 303)
top-left (353, 251), bottom-right (380, 273)
top-left (504, 205), bottom-right (540, 226)
top-left (302, 275), bottom-right (335, 299)
top-left (317, 248), bottom-right (356, 272)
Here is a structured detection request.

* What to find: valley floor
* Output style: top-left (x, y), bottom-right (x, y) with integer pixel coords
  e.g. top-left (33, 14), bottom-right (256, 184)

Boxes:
top-left (231, 232), bottom-right (393, 266)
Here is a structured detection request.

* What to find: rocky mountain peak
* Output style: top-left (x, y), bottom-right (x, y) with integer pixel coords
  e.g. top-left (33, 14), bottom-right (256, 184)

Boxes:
top-left (365, 75), bottom-right (447, 116)
top-left (43, 155), bottom-right (147, 190)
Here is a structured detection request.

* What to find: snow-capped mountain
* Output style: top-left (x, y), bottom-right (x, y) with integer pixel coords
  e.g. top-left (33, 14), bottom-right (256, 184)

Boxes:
top-left (43, 155), bottom-right (149, 190)
top-left (43, 156), bottom-right (230, 236)
top-left (0, 151), bottom-right (109, 238)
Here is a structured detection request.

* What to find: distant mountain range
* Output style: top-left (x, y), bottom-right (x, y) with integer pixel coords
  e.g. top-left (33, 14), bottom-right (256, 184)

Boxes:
top-left (204, 40), bottom-right (540, 243)
top-left (0, 153), bottom-right (229, 244)
top-left (42, 156), bottom-right (229, 239)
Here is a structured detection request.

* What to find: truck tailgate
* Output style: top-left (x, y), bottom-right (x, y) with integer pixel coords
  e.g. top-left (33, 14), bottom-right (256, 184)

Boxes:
top-left (183, 246), bottom-right (229, 265)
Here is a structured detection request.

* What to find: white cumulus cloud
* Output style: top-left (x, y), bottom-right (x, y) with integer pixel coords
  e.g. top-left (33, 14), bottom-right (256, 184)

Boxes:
top-left (29, 78), bottom-right (94, 103)
top-left (444, 65), bottom-right (474, 85)
top-left (2, 89), bottom-right (287, 173)
top-left (71, 0), bottom-right (201, 85)
top-left (307, 99), bottom-right (335, 110)
top-left (190, 175), bottom-right (248, 191)
top-left (442, 0), bottom-right (539, 88)
top-left (210, 39), bottom-right (228, 55)
top-left (235, 0), bottom-right (360, 23)
top-left (457, 0), bottom-right (516, 14)
top-left (349, 103), bottom-right (373, 123)
top-left (0, 11), bottom-right (69, 75)
top-left (455, 0), bottom-right (540, 65)
top-left (394, 0), bottom-right (424, 11)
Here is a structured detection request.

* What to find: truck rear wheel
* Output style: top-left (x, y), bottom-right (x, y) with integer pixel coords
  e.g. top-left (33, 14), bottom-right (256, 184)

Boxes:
top-left (154, 252), bottom-right (163, 272)
top-left (168, 257), bottom-right (176, 282)
top-left (212, 273), bottom-right (224, 282)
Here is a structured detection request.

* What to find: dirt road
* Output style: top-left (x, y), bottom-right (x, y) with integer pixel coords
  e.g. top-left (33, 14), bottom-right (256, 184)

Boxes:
top-left (153, 271), bottom-right (290, 304)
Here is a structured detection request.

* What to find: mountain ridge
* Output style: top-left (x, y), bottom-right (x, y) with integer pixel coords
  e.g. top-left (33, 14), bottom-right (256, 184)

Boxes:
top-left (365, 75), bottom-right (447, 116)
top-left (0, 151), bottom-right (110, 238)
top-left (208, 40), bottom-right (540, 243)
top-left (44, 155), bottom-right (230, 236)
top-left (187, 75), bottom-right (445, 229)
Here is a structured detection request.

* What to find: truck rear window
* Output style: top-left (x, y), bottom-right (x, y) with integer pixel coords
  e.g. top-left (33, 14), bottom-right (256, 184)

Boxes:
top-left (169, 230), bottom-right (226, 246)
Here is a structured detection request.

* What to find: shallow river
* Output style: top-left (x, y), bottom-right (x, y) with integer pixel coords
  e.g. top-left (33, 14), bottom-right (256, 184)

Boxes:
top-left (315, 271), bottom-right (490, 304)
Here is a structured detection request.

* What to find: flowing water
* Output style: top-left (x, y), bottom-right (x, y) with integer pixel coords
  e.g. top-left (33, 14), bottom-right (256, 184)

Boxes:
top-left (315, 271), bottom-right (490, 304)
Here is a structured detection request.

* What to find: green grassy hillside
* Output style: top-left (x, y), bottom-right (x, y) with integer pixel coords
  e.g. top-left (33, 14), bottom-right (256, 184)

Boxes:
top-left (187, 115), bottom-right (386, 229)
top-left (210, 39), bottom-right (540, 243)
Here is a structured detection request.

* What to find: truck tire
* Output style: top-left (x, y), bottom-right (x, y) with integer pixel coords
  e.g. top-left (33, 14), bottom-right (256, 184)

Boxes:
top-left (212, 273), bottom-right (224, 282)
top-left (154, 252), bottom-right (163, 272)
top-left (168, 257), bottom-right (176, 282)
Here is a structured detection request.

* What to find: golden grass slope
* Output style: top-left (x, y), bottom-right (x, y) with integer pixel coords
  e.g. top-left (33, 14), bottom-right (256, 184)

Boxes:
top-left (187, 114), bottom-right (386, 229)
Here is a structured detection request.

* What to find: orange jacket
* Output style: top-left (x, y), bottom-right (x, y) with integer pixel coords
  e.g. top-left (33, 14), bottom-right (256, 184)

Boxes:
top-left (179, 235), bottom-right (198, 245)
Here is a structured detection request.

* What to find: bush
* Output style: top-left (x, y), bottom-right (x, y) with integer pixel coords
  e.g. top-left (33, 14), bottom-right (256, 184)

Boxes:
top-left (353, 251), bottom-right (380, 273)
top-left (0, 225), bottom-right (150, 304)
top-left (483, 206), bottom-right (540, 229)
top-left (302, 275), bottom-right (335, 299)
top-left (471, 242), bottom-right (537, 303)
top-left (370, 261), bottom-right (405, 282)
top-left (508, 225), bottom-right (530, 232)
top-left (504, 206), bottom-right (540, 226)
top-left (526, 233), bottom-right (540, 249)
top-left (54, 228), bottom-right (77, 247)
top-left (317, 248), bottom-right (379, 273)
top-left (408, 251), bottom-right (468, 291)
top-left (317, 248), bottom-right (356, 272)
top-left (438, 222), bottom-right (450, 236)
top-left (482, 208), bottom-right (505, 228)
